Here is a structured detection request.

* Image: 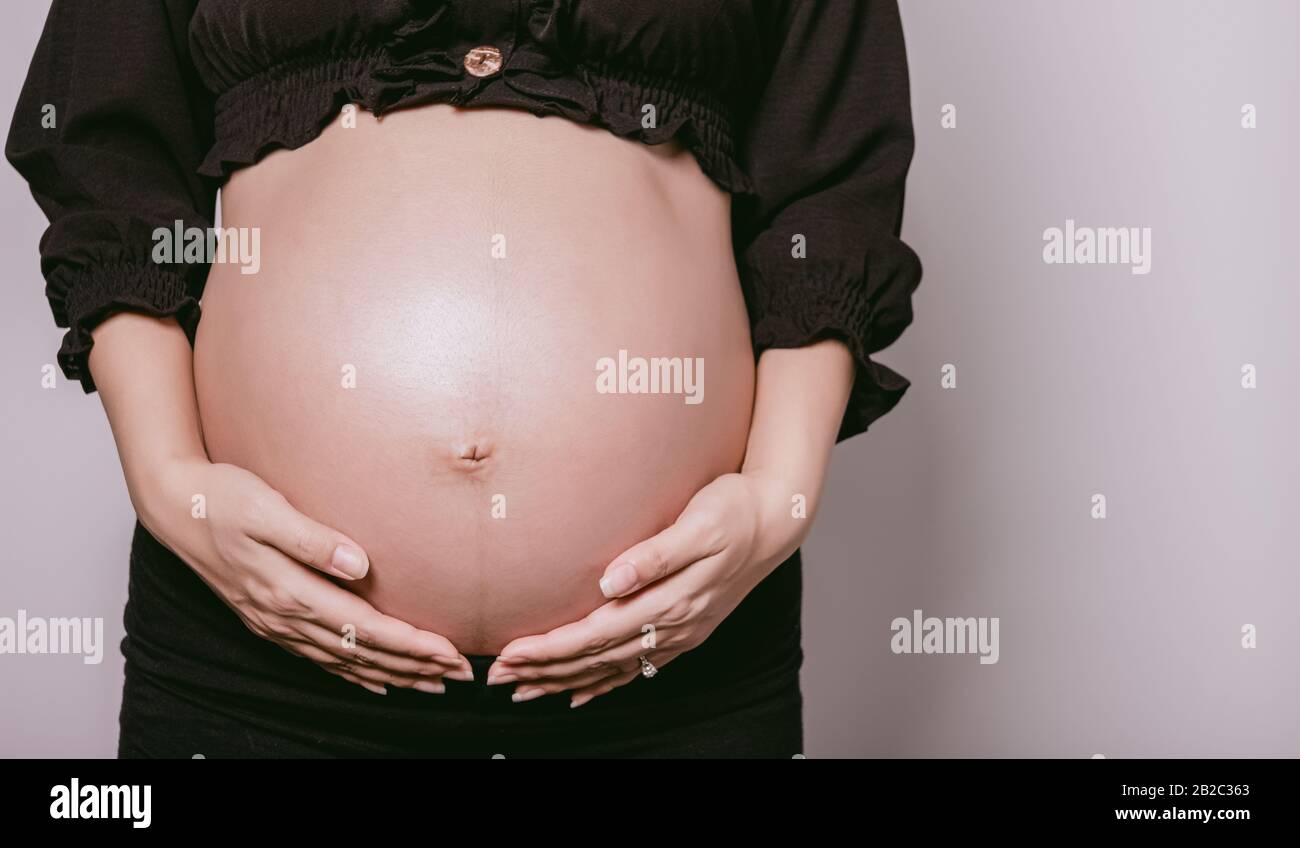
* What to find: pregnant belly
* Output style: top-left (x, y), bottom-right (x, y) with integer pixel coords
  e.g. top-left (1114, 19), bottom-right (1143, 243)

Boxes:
top-left (193, 105), bottom-right (755, 655)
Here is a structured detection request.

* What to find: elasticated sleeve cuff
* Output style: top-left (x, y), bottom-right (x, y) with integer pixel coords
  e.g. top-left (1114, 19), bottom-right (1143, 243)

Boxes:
top-left (739, 231), bottom-right (922, 443)
top-left (54, 261), bottom-right (202, 393)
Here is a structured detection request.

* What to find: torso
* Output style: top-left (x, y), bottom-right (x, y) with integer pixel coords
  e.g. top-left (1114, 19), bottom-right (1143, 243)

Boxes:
top-left (193, 104), bottom-right (755, 654)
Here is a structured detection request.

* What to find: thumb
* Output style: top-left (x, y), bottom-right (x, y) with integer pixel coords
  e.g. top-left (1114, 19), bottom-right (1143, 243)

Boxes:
top-left (599, 510), bottom-right (722, 599)
top-left (249, 491), bottom-right (370, 580)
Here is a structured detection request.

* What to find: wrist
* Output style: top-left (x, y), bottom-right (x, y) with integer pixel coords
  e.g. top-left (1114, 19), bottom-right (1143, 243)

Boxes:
top-left (125, 451), bottom-right (209, 536)
top-left (741, 340), bottom-right (849, 501)
top-left (745, 468), bottom-right (816, 567)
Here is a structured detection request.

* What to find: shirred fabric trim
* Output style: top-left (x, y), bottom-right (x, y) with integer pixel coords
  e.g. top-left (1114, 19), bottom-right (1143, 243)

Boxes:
top-left (739, 259), bottom-right (912, 443)
top-left (198, 45), bottom-right (757, 196)
top-left (56, 262), bottom-right (200, 393)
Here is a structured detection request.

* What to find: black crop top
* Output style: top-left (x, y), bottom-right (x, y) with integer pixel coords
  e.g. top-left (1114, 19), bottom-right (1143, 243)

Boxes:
top-left (7, 0), bottom-right (922, 442)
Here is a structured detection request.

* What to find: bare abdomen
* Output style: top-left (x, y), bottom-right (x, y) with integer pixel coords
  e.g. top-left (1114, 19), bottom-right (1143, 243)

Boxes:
top-left (193, 104), bottom-right (754, 654)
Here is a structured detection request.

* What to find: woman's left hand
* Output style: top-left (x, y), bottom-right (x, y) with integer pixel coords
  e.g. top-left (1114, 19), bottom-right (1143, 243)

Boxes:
top-left (486, 470), bottom-right (808, 708)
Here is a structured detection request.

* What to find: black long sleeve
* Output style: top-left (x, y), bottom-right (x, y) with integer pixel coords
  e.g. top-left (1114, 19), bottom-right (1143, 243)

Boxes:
top-left (732, 0), bottom-right (922, 442)
top-left (6, 0), bottom-right (216, 391)
top-left (6, 0), bottom-right (920, 426)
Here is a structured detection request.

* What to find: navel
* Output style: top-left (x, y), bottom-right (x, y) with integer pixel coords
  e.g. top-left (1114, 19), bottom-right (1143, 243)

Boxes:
top-left (449, 439), bottom-right (493, 472)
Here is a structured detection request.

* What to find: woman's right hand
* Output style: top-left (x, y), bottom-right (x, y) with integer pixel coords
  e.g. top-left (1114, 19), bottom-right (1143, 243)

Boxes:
top-left (133, 456), bottom-right (473, 695)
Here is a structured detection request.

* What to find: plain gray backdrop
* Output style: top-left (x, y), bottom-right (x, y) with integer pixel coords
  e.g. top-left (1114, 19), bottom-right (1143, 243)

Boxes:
top-left (2, 0), bottom-right (1297, 757)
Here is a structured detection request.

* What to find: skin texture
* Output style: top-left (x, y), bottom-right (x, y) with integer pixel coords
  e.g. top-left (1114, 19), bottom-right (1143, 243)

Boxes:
top-left (88, 104), bottom-right (853, 701)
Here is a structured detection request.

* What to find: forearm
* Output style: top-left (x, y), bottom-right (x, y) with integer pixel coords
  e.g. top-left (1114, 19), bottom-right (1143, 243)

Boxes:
top-left (87, 312), bottom-right (207, 520)
top-left (741, 339), bottom-right (854, 526)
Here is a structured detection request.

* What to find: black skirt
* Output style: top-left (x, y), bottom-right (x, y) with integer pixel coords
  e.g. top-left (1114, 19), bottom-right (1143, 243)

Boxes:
top-left (117, 522), bottom-right (805, 758)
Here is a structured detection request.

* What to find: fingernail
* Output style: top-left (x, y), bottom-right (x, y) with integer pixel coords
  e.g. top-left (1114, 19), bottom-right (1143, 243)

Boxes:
top-left (331, 544), bottom-right (368, 579)
top-left (486, 668), bottom-right (518, 685)
top-left (363, 682), bottom-right (387, 696)
top-left (599, 562), bottom-right (638, 598)
top-left (570, 694), bottom-right (593, 709)
top-left (512, 687), bottom-right (546, 703)
top-left (443, 667), bottom-right (474, 682)
top-left (413, 680), bottom-right (446, 695)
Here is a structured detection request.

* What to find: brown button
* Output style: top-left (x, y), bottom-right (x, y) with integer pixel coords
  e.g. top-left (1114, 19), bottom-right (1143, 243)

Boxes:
top-left (463, 45), bottom-right (503, 77)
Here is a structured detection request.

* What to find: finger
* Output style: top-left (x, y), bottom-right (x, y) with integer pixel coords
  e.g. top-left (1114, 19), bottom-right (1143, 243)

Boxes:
top-left (246, 543), bottom-right (473, 670)
top-left (495, 602), bottom-right (643, 665)
top-left (597, 508), bottom-right (723, 599)
top-left (517, 650), bottom-right (681, 706)
top-left (246, 490), bottom-right (371, 580)
top-left (287, 638), bottom-right (447, 694)
top-left (336, 669), bottom-right (388, 696)
top-left (569, 667), bottom-right (645, 709)
top-left (567, 651), bottom-right (681, 709)
top-left (510, 664), bottom-right (629, 703)
top-left (296, 620), bottom-right (471, 681)
top-left (506, 645), bottom-right (680, 702)
top-left (488, 633), bottom-right (648, 684)
top-left (297, 573), bottom-right (471, 668)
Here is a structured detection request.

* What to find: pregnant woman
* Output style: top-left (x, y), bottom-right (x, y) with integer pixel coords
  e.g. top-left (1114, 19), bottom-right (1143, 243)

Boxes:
top-left (7, 0), bottom-right (920, 757)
